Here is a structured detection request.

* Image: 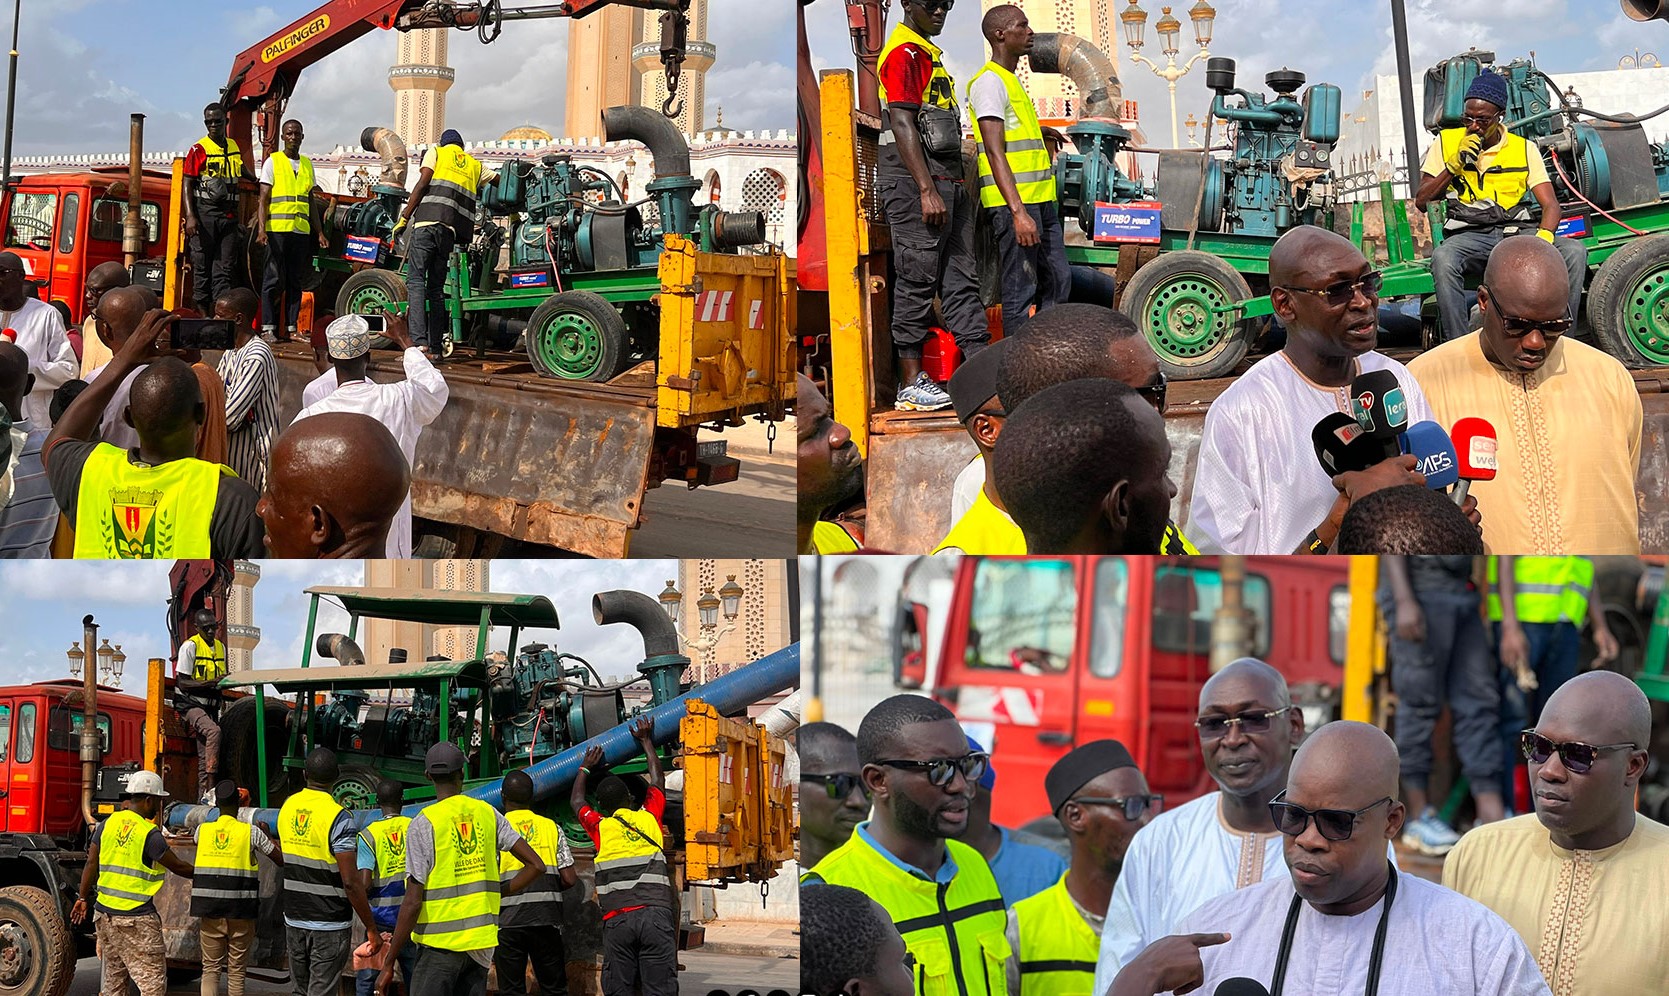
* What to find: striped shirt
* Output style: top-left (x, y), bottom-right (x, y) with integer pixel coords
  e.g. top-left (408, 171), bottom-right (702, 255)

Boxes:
top-left (0, 420), bottom-right (55, 557)
top-left (218, 336), bottom-right (280, 494)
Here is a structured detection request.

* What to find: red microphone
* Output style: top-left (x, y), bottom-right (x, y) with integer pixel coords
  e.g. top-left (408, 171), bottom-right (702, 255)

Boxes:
top-left (1450, 417), bottom-right (1498, 505)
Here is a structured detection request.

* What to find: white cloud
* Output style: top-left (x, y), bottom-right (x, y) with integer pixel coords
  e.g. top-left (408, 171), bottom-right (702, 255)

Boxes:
top-left (0, 561), bottom-right (174, 603)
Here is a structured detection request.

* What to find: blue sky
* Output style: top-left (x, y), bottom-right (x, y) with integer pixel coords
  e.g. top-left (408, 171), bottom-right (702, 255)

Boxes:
top-left (0, 559), bottom-right (691, 688)
top-left (0, 1), bottom-right (791, 157)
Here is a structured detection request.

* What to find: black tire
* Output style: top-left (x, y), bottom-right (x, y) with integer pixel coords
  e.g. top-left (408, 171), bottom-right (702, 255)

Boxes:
top-left (524, 290), bottom-right (630, 381)
top-left (0, 885), bottom-right (75, 996)
top-left (334, 268), bottom-right (408, 350)
top-left (331, 764), bottom-right (385, 811)
top-left (218, 694), bottom-right (290, 799)
top-left (1121, 250), bottom-right (1256, 380)
top-left (1586, 232), bottom-right (1669, 369)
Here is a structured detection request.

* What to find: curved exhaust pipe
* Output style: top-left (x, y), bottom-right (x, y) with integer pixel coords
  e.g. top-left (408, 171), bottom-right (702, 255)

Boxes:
top-left (593, 590), bottom-right (680, 658)
top-left (602, 105), bottom-right (692, 179)
top-left (1028, 33), bottom-right (1123, 120)
top-left (1623, 0), bottom-right (1669, 21)
top-left (361, 126), bottom-right (409, 188)
top-left (315, 633), bottom-right (367, 668)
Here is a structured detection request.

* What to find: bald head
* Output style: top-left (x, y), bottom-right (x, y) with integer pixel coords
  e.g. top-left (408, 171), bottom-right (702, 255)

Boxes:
top-left (1481, 234), bottom-right (1570, 318)
top-left (85, 261), bottom-right (130, 312)
top-left (1268, 226), bottom-right (1363, 289)
top-left (1200, 657), bottom-right (1292, 712)
top-left (261, 413), bottom-right (410, 558)
top-left (1541, 671), bottom-right (1652, 752)
top-left (1290, 721), bottom-right (1399, 802)
top-left (982, 3), bottom-right (1023, 40)
top-left (98, 286), bottom-right (151, 346)
top-left (0, 341), bottom-right (30, 419)
top-left (127, 358), bottom-right (203, 439)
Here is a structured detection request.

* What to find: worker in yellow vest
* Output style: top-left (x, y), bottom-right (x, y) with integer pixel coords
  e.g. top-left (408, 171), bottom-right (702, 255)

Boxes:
top-left (968, 6), bottom-right (1069, 337)
top-left (355, 780), bottom-right (416, 996)
top-left (803, 695), bottom-right (1011, 996)
top-left (497, 769), bottom-right (578, 996)
top-left (394, 130), bottom-right (499, 356)
top-left (185, 102), bottom-right (258, 317)
top-left (71, 770), bottom-right (195, 996)
top-left (571, 717), bottom-right (677, 996)
top-left (377, 743), bottom-right (545, 996)
top-left (176, 608), bottom-right (228, 798)
top-left (193, 779), bottom-right (284, 996)
top-left (257, 119), bottom-right (328, 343)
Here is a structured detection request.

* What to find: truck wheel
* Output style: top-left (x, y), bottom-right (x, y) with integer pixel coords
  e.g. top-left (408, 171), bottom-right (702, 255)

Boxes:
top-left (1122, 250), bottom-right (1255, 381)
top-left (525, 291), bottom-right (630, 381)
top-left (218, 695), bottom-right (291, 801)
top-left (331, 764), bottom-right (384, 811)
top-left (1586, 232), bottom-right (1669, 368)
top-left (335, 269), bottom-right (409, 350)
top-left (0, 885), bottom-right (75, 996)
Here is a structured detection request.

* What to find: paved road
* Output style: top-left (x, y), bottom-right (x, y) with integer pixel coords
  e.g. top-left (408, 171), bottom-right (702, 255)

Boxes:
top-left (631, 421), bottom-right (794, 557)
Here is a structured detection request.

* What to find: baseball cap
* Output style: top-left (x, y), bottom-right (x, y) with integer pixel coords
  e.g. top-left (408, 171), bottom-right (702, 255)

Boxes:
top-left (123, 770), bottom-right (169, 798)
top-left (425, 742), bottom-right (467, 775)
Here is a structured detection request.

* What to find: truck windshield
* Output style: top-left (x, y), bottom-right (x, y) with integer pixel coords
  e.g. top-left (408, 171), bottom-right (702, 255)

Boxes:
top-left (1152, 566), bottom-right (1272, 655)
top-left (965, 559), bottom-right (1077, 673)
top-left (5, 192), bottom-right (57, 251)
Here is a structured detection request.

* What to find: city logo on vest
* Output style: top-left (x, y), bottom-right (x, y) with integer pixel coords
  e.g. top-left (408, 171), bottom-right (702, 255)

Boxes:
top-left (382, 826), bottom-right (405, 857)
top-left (106, 485), bottom-right (166, 559)
top-left (213, 826), bottom-right (233, 851)
top-left (113, 819), bottom-right (137, 848)
top-left (291, 807), bottom-right (314, 838)
top-left (515, 818), bottom-right (540, 845)
top-left (451, 816), bottom-right (486, 875)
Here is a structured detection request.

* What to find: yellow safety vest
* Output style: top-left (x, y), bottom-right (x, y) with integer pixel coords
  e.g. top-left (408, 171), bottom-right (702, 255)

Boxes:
top-left (196, 135), bottom-right (245, 180)
top-left (1011, 875), bottom-right (1098, 996)
top-left (1439, 127), bottom-right (1533, 214)
top-left (813, 520), bottom-right (861, 554)
top-left (595, 806), bottom-right (675, 914)
top-left (189, 633), bottom-right (227, 682)
top-left (191, 814), bottom-right (259, 920)
top-left (1162, 521), bottom-right (1200, 555)
top-left (878, 22), bottom-right (959, 113)
top-left (500, 808), bottom-right (563, 927)
top-left (279, 787), bottom-right (350, 922)
top-left (96, 808), bottom-right (166, 914)
top-left (968, 62), bottom-right (1054, 209)
top-left (933, 487), bottom-right (1027, 555)
top-left (363, 815), bottom-right (412, 922)
top-left (266, 152), bottom-right (316, 234)
top-left (73, 443), bottom-right (223, 560)
top-left (413, 145), bottom-right (484, 237)
top-left (413, 794), bottom-right (502, 952)
top-left (1486, 556), bottom-right (1594, 624)
top-left (808, 832), bottom-right (1011, 996)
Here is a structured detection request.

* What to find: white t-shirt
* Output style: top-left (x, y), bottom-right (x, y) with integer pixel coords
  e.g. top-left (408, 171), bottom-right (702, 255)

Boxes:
top-left (951, 454), bottom-right (985, 521)
top-left (82, 362), bottom-right (141, 452)
top-left (969, 72), bottom-right (1022, 131)
top-left (2, 297), bottom-right (76, 426)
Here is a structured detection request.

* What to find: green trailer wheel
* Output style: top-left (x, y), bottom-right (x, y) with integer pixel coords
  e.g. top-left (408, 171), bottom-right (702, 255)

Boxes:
top-left (1589, 233), bottom-right (1669, 367)
top-left (334, 269), bottom-right (408, 350)
top-left (331, 765), bottom-right (384, 811)
top-left (1122, 250), bottom-right (1256, 380)
top-left (525, 290), bottom-right (630, 381)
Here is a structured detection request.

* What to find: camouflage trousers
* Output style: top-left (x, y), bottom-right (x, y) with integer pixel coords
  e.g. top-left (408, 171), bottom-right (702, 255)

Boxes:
top-left (96, 910), bottom-right (166, 996)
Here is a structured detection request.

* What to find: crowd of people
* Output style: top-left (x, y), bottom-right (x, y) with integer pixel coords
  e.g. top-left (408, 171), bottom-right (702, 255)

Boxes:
top-left (799, 563), bottom-right (1666, 994)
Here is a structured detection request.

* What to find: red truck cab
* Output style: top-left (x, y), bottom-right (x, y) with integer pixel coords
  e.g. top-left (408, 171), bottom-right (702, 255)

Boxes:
top-left (0, 680), bottom-right (147, 838)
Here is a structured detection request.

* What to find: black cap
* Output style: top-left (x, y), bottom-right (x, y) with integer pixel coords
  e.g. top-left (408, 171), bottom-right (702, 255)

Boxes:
top-left (948, 338), bottom-right (1012, 424)
top-left (1045, 739), bottom-right (1137, 814)
top-left (425, 742), bottom-right (467, 775)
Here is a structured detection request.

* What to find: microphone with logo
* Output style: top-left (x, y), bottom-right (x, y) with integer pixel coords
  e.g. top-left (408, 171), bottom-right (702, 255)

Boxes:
top-left (1450, 416), bottom-right (1499, 505)
top-left (1214, 979), bottom-right (1272, 996)
top-left (1312, 411), bottom-right (1381, 477)
top-left (1348, 369), bottom-right (1409, 461)
top-left (1401, 421), bottom-right (1460, 494)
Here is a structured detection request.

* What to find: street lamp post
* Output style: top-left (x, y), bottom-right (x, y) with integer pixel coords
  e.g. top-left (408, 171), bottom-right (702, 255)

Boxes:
top-left (1121, 0), bottom-right (1216, 149)
top-left (2, 0), bottom-right (22, 192)
top-left (657, 575), bottom-right (747, 657)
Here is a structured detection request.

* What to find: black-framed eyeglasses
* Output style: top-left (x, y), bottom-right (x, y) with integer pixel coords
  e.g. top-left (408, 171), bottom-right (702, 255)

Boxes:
top-left (1462, 110), bottom-right (1502, 127)
top-left (1268, 790), bottom-right (1392, 842)
top-left (1137, 371), bottom-right (1168, 412)
top-left (803, 772), bottom-right (871, 800)
top-left (1519, 730), bottom-right (1638, 774)
top-left (873, 752), bottom-right (989, 787)
top-left (1479, 285), bottom-right (1573, 340)
top-left (917, 0), bottom-right (955, 12)
top-left (1069, 794), bottom-right (1164, 821)
top-left (1194, 706), bottom-right (1292, 740)
top-left (1277, 270), bottom-right (1384, 309)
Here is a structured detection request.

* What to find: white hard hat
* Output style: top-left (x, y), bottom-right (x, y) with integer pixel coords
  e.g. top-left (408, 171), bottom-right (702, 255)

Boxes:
top-left (123, 770), bottom-right (169, 798)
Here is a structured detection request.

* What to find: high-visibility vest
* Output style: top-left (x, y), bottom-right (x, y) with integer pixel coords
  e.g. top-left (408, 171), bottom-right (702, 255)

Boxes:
top-left (279, 787), bottom-right (350, 922)
top-left (363, 815), bottom-right (412, 926)
top-left (96, 808), bottom-right (166, 914)
top-left (813, 520), bottom-right (861, 554)
top-left (413, 795), bottom-right (502, 951)
top-left (189, 634), bottom-right (227, 682)
top-left (808, 832), bottom-right (1011, 996)
top-left (191, 814), bottom-right (259, 920)
top-left (594, 807), bottom-right (675, 915)
top-left (266, 153), bottom-right (316, 234)
top-left (73, 443), bottom-right (223, 560)
top-left (1439, 127), bottom-right (1534, 220)
top-left (196, 135), bottom-right (245, 180)
top-left (1010, 875), bottom-right (1098, 996)
top-left (933, 488), bottom-right (1027, 555)
top-left (412, 145), bottom-right (483, 239)
top-left (1486, 556), bottom-right (1594, 624)
top-left (968, 62), bottom-right (1054, 209)
top-left (500, 808), bottom-right (564, 928)
top-left (1162, 521), bottom-right (1201, 555)
top-left (877, 20), bottom-right (961, 158)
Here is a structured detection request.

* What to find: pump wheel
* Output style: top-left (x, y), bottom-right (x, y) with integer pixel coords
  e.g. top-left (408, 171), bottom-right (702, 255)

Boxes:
top-left (331, 764), bottom-right (385, 811)
top-left (335, 269), bottom-right (408, 349)
top-left (525, 291), bottom-right (631, 381)
top-left (0, 886), bottom-right (74, 996)
top-left (1587, 233), bottom-right (1669, 367)
top-left (1122, 250), bottom-right (1256, 380)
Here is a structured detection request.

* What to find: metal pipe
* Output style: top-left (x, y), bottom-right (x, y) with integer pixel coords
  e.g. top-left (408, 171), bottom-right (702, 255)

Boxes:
top-left (1, 0), bottom-right (19, 193)
top-left (593, 589), bottom-right (680, 658)
top-left (81, 615), bottom-right (99, 828)
top-left (602, 105), bottom-right (691, 179)
top-left (1389, 0), bottom-right (1423, 194)
top-left (1027, 33), bottom-right (1122, 120)
top-left (125, 114), bottom-right (145, 268)
top-left (360, 126), bottom-right (409, 189)
top-left (145, 658), bottom-right (164, 773)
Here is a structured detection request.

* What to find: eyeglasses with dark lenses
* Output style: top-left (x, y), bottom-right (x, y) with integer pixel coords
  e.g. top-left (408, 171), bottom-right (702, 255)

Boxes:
top-left (875, 752), bottom-right (989, 787)
top-left (920, 0), bottom-right (955, 11)
top-left (1268, 790), bottom-right (1392, 842)
top-left (1137, 371), bottom-right (1168, 412)
top-left (1194, 706), bottom-right (1291, 740)
top-left (1462, 112), bottom-right (1501, 127)
top-left (1519, 730), bottom-right (1637, 774)
top-left (1279, 270), bottom-right (1384, 308)
top-left (1070, 794), bottom-right (1165, 821)
top-left (804, 772), bottom-right (871, 800)
top-left (1479, 285), bottom-right (1573, 340)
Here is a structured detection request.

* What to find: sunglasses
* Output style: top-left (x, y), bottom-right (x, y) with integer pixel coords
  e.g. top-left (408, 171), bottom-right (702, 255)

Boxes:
top-left (874, 752), bottom-right (989, 787)
top-left (918, 0), bottom-right (955, 11)
top-left (1519, 730), bottom-right (1638, 774)
top-left (1069, 794), bottom-right (1165, 821)
top-left (1278, 270), bottom-right (1384, 309)
top-left (1462, 112), bottom-right (1501, 127)
top-left (1269, 790), bottom-right (1392, 842)
top-left (1137, 371), bottom-right (1168, 412)
top-left (1479, 285), bottom-right (1573, 339)
top-left (804, 772), bottom-right (871, 800)
top-left (1194, 706), bottom-right (1292, 740)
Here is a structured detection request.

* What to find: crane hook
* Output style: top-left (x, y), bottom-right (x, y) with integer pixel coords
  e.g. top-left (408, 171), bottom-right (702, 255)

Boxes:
top-left (663, 89), bottom-right (683, 118)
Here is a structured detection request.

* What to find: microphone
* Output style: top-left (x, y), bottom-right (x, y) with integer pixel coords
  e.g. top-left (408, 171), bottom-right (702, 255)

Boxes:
top-left (1450, 416), bottom-right (1499, 505)
top-left (1311, 411), bottom-right (1380, 477)
top-left (1214, 980), bottom-right (1272, 996)
top-left (1401, 421), bottom-right (1460, 491)
top-left (1348, 369), bottom-right (1408, 461)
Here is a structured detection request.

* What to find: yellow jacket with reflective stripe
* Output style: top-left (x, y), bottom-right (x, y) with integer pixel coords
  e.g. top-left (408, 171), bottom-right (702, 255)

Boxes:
top-left (266, 152), bottom-right (316, 234)
top-left (968, 62), bottom-right (1054, 209)
top-left (813, 520), bottom-right (861, 554)
top-left (933, 487), bottom-right (1027, 555)
top-left (73, 443), bottom-right (222, 559)
top-left (878, 22), bottom-right (959, 113)
top-left (808, 832), bottom-right (1011, 996)
top-left (189, 634), bottom-right (227, 682)
top-left (191, 814), bottom-right (258, 919)
top-left (1439, 127), bottom-right (1534, 217)
top-left (1486, 556), bottom-right (1594, 623)
top-left (595, 806), bottom-right (675, 913)
top-left (413, 794), bottom-right (502, 951)
top-left (413, 145), bottom-right (484, 237)
top-left (96, 808), bottom-right (166, 913)
top-left (196, 135), bottom-right (244, 180)
top-left (279, 787), bottom-right (350, 922)
top-left (500, 808), bottom-right (563, 926)
top-left (1162, 521), bottom-right (1200, 555)
top-left (1011, 875), bottom-right (1098, 996)
top-left (364, 814), bottom-right (411, 918)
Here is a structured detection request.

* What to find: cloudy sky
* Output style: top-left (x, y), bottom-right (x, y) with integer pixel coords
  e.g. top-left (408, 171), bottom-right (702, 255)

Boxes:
top-left (801, 0), bottom-right (1661, 145)
top-left (0, 559), bottom-right (687, 687)
top-left (0, 0), bottom-right (792, 157)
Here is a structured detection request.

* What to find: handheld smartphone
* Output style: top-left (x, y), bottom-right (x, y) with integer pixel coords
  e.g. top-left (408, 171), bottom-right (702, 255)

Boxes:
top-left (358, 313), bottom-right (387, 335)
top-left (173, 318), bottom-right (237, 351)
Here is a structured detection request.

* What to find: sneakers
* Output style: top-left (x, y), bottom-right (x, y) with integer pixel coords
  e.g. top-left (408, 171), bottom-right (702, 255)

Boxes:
top-left (1401, 808), bottom-right (1461, 856)
top-left (895, 372), bottom-right (953, 412)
